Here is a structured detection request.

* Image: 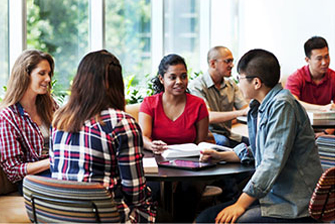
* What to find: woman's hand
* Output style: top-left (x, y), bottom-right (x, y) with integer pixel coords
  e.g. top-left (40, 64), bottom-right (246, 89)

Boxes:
top-left (150, 140), bottom-right (168, 154)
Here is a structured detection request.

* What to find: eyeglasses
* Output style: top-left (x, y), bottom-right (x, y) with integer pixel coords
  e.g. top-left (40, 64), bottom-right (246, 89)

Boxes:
top-left (237, 75), bottom-right (258, 82)
top-left (215, 58), bottom-right (234, 65)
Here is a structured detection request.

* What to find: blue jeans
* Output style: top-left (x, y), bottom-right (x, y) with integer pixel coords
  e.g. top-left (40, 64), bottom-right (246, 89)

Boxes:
top-left (196, 200), bottom-right (317, 223)
top-left (213, 133), bottom-right (249, 147)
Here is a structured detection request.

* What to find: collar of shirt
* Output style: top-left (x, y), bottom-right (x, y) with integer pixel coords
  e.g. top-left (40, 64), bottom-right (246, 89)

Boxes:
top-left (258, 83), bottom-right (283, 114)
top-left (204, 71), bottom-right (228, 90)
top-left (15, 102), bottom-right (25, 116)
top-left (304, 65), bottom-right (330, 85)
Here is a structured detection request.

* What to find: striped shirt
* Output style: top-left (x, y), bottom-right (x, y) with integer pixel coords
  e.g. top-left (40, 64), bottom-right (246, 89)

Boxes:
top-left (50, 108), bottom-right (156, 223)
top-left (0, 103), bottom-right (48, 183)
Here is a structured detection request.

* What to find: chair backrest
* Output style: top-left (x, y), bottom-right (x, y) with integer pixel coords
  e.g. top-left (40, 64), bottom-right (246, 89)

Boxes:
top-left (309, 167), bottom-right (335, 222)
top-left (125, 103), bottom-right (141, 122)
top-left (23, 175), bottom-right (120, 223)
top-left (316, 135), bottom-right (335, 170)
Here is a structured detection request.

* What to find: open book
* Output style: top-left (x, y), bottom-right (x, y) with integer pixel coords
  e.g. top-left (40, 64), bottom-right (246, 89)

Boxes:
top-left (161, 142), bottom-right (232, 159)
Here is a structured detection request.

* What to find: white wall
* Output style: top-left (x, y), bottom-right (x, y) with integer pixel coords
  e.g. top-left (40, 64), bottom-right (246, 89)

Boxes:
top-left (211, 0), bottom-right (335, 82)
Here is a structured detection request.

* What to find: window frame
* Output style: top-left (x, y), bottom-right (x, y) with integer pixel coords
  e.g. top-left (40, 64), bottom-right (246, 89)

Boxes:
top-left (8, 0), bottom-right (211, 79)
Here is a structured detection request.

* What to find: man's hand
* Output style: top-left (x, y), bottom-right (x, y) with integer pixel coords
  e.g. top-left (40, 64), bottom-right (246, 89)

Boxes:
top-left (215, 193), bottom-right (255, 224)
top-left (322, 102), bottom-right (335, 111)
top-left (199, 149), bottom-right (222, 162)
top-left (215, 203), bottom-right (246, 224)
top-left (200, 149), bottom-right (241, 163)
top-left (240, 107), bottom-right (250, 116)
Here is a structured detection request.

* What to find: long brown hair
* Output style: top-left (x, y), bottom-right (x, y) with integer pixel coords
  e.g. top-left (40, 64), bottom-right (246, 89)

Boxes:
top-left (52, 50), bottom-right (125, 132)
top-left (0, 49), bottom-right (55, 127)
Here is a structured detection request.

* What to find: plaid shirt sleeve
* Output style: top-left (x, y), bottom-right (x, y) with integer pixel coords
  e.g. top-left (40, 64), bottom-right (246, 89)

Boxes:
top-left (0, 109), bottom-right (28, 182)
top-left (114, 115), bottom-right (156, 223)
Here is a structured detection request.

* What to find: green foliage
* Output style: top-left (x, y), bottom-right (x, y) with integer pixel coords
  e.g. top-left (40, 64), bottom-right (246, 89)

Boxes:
top-left (105, 0), bottom-right (151, 78)
top-left (125, 73), bottom-right (155, 104)
top-left (189, 70), bottom-right (203, 80)
top-left (51, 80), bottom-right (69, 106)
top-left (26, 0), bottom-right (151, 103)
top-left (124, 69), bottom-right (203, 104)
top-left (27, 0), bottom-right (89, 95)
top-left (0, 86), bottom-right (6, 102)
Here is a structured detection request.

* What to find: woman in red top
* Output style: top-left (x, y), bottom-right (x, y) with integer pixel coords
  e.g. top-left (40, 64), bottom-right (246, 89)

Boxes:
top-left (139, 54), bottom-right (209, 222)
top-left (139, 54), bottom-right (209, 153)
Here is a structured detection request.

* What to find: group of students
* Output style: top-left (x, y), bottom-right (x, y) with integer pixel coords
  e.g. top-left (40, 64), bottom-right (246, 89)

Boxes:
top-left (0, 35), bottom-right (333, 223)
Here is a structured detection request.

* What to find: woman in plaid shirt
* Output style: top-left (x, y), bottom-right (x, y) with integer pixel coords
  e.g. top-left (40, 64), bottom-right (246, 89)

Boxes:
top-left (0, 50), bottom-right (56, 194)
top-left (50, 50), bottom-right (156, 223)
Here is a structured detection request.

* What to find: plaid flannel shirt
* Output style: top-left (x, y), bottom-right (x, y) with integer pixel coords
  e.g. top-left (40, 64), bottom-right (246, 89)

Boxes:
top-left (50, 108), bottom-right (156, 223)
top-left (0, 103), bottom-right (47, 183)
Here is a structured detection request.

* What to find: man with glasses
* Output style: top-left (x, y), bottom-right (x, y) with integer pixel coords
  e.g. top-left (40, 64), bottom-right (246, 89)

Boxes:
top-left (189, 46), bottom-right (249, 147)
top-left (285, 36), bottom-right (335, 137)
top-left (196, 49), bottom-right (322, 223)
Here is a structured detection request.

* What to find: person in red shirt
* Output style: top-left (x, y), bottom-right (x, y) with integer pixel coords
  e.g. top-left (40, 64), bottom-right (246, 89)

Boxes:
top-left (139, 54), bottom-right (209, 153)
top-left (139, 54), bottom-right (209, 222)
top-left (285, 36), bottom-right (335, 137)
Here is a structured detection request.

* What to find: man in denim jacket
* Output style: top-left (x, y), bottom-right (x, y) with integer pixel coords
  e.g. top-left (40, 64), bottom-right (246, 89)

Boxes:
top-left (197, 49), bottom-right (323, 223)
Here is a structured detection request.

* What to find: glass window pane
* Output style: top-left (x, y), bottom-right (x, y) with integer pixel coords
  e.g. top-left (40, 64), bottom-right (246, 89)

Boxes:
top-left (0, 0), bottom-right (8, 99)
top-left (164, 0), bottom-right (200, 72)
top-left (105, 0), bottom-right (152, 79)
top-left (26, 0), bottom-right (89, 96)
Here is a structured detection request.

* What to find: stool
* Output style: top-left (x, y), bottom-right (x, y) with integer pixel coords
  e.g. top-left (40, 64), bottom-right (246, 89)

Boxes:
top-left (202, 185), bottom-right (223, 198)
top-left (198, 185), bottom-right (223, 212)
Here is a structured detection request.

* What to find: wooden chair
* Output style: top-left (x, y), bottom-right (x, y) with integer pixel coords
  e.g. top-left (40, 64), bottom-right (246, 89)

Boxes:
top-left (309, 167), bottom-right (335, 222)
top-left (125, 103), bottom-right (141, 122)
top-left (23, 175), bottom-right (120, 223)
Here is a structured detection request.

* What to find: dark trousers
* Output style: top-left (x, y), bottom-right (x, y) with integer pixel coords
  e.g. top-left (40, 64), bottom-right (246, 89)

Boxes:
top-left (148, 180), bottom-right (207, 223)
top-left (196, 200), bottom-right (317, 223)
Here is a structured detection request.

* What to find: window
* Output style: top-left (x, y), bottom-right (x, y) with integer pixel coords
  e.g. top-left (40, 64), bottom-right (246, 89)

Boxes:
top-left (26, 0), bottom-right (89, 95)
top-left (0, 0), bottom-right (8, 98)
top-left (164, 0), bottom-right (200, 73)
top-left (105, 0), bottom-right (152, 80)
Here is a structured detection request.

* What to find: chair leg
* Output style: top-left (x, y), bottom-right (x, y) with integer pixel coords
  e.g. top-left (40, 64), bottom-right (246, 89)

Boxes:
top-left (31, 197), bottom-right (38, 224)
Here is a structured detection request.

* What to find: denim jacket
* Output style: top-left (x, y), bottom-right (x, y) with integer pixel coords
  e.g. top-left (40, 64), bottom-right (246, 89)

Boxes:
top-left (234, 83), bottom-right (323, 218)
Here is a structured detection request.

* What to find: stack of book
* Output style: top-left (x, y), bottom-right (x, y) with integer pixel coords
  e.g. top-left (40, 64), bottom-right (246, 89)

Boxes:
top-left (307, 111), bottom-right (335, 120)
top-left (316, 135), bottom-right (335, 170)
top-left (142, 157), bottom-right (159, 173)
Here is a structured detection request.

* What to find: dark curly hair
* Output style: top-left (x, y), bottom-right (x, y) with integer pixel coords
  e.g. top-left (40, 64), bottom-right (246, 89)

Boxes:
top-left (152, 54), bottom-right (187, 94)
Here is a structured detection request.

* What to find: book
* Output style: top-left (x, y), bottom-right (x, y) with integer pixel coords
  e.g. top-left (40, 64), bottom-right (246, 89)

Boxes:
top-left (307, 110), bottom-right (335, 120)
top-left (161, 142), bottom-right (232, 159)
top-left (142, 157), bottom-right (159, 173)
